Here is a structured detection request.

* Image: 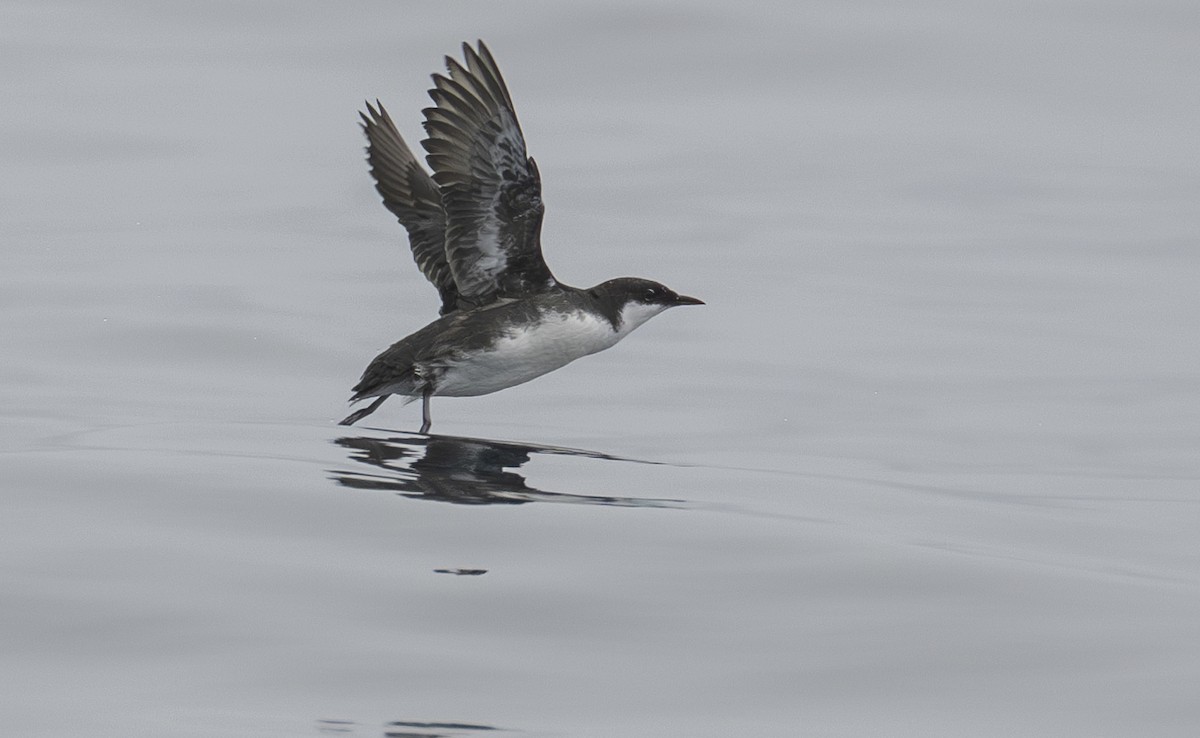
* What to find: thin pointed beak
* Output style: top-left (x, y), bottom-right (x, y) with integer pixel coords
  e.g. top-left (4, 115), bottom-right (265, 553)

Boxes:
top-left (673, 294), bottom-right (704, 306)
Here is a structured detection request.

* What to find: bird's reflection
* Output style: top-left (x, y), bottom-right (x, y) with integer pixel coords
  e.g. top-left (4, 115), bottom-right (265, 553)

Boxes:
top-left (383, 721), bottom-right (500, 738)
top-left (316, 718), bottom-right (508, 737)
top-left (330, 432), bottom-right (684, 508)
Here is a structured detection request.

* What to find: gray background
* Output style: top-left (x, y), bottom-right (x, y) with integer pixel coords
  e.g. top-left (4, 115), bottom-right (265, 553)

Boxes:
top-left (3, 1), bottom-right (1199, 736)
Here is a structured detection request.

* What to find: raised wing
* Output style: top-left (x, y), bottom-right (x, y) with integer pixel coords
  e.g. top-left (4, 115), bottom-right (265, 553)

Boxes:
top-left (360, 101), bottom-right (460, 315)
top-left (421, 41), bottom-right (556, 305)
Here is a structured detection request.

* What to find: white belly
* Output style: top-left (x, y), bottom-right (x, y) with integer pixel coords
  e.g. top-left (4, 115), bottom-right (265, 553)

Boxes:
top-left (433, 311), bottom-right (621, 397)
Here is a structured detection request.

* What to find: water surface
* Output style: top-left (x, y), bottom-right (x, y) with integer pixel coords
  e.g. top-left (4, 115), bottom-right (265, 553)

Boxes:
top-left (3, 2), bottom-right (1200, 736)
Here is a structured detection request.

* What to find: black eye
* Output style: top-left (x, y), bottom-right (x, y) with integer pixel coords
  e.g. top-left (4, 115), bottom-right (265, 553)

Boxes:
top-left (644, 288), bottom-right (660, 301)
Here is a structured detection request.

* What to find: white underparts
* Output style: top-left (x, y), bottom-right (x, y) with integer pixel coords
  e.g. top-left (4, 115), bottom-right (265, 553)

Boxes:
top-left (430, 304), bottom-right (665, 397)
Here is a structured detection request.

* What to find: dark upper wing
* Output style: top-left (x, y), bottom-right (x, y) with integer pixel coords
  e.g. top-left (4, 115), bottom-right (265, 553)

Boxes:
top-left (421, 41), bottom-right (556, 305)
top-left (360, 101), bottom-right (460, 315)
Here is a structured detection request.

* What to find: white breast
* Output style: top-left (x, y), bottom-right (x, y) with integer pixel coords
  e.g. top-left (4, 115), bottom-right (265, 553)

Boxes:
top-left (434, 310), bottom-right (623, 397)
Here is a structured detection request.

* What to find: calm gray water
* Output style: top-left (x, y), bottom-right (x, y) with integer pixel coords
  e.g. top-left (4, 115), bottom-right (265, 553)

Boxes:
top-left (4, 2), bottom-right (1200, 736)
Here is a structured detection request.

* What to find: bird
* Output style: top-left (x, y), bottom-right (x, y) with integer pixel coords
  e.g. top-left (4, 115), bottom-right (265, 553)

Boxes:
top-left (340, 40), bottom-right (702, 432)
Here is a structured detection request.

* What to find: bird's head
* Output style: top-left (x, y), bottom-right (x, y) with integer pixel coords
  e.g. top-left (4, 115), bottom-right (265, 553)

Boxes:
top-left (592, 277), bottom-right (704, 334)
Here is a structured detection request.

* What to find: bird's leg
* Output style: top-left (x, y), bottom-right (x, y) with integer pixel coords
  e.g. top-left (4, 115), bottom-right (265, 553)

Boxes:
top-left (339, 395), bottom-right (389, 426)
top-left (419, 386), bottom-right (433, 434)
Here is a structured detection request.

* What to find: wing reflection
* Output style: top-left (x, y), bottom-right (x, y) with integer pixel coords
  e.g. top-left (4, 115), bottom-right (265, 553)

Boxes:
top-left (330, 433), bottom-right (684, 508)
